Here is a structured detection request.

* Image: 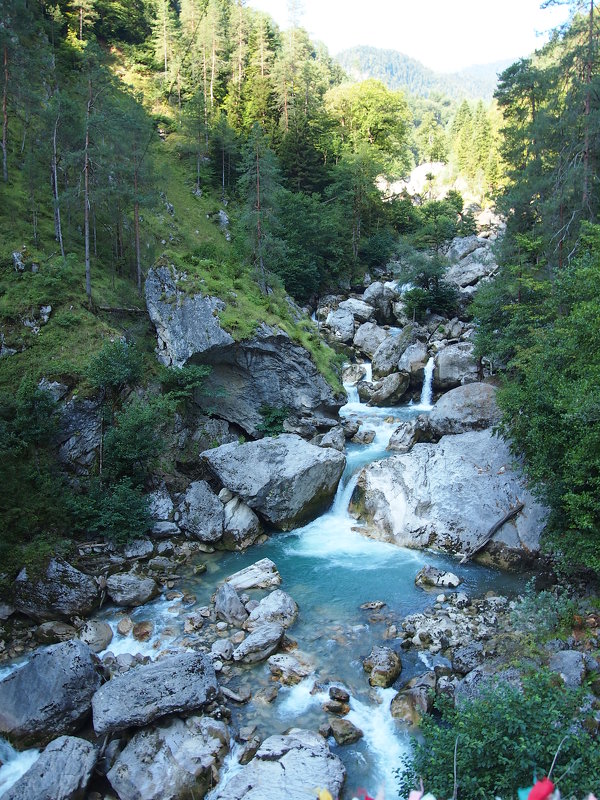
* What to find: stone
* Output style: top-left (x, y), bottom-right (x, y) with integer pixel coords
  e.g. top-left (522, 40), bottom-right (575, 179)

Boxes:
top-left (338, 298), bottom-right (375, 322)
top-left (107, 716), bottom-right (229, 800)
top-left (351, 429), bottom-right (547, 567)
top-left (315, 426), bottom-right (346, 452)
top-left (329, 717), bottom-right (363, 745)
top-left (232, 623), bottom-right (285, 664)
top-left (211, 729), bottom-right (345, 800)
top-left (34, 621), bottom-right (77, 644)
top-left (371, 326), bottom-right (416, 378)
top-left (352, 428), bottom-right (376, 445)
top-left (549, 650), bottom-right (587, 688)
top-left (452, 643), bottom-right (486, 674)
top-left (329, 686), bottom-right (350, 703)
top-left (0, 640), bottom-right (101, 747)
top-left (363, 646), bottom-right (402, 688)
top-left (178, 480), bottom-right (224, 543)
top-left (387, 416), bottom-right (433, 453)
top-left (434, 342), bottom-right (478, 390)
top-left (398, 341), bottom-right (429, 378)
top-left (212, 639), bottom-right (234, 661)
top-left (202, 435), bottom-right (345, 530)
top-left (244, 590), bottom-right (298, 632)
top-left (1, 736), bottom-right (97, 800)
top-left (56, 398), bottom-right (102, 475)
top-left (14, 558), bottom-right (99, 621)
top-left (214, 582), bottom-right (249, 627)
top-left (362, 281), bottom-right (397, 325)
top-left (78, 620), bottom-right (113, 653)
top-left (92, 652), bottom-right (218, 736)
top-left (267, 653), bottom-right (312, 685)
top-left (147, 486), bottom-right (174, 522)
top-left (368, 372), bottom-right (410, 406)
top-left (122, 539), bottom-right (154, 560)
top-left (132, 621), bottom-right (154, 641)
top-left (222, 497), bottom-right (262, 551)
top-left (415, 566), bottom-right (462, 590)
top-left (342, 363), bottom-right (367, 385)
top-left (225, 559), bottom-right (282, 591)
top-left (428, 383), bottom-right (501, 436)
top-left (106, 572), bottom-right (160, 607)
top-left (325, 308), bottom-right (355, 343)
top-left (117, 616), bottom-right (133, 636)
top-left (353, 322), bottom-right (389, 358)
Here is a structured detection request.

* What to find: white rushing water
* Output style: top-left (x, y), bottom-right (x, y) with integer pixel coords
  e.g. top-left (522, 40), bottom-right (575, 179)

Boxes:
top-left (0, 739), bottom-right (40, 796)
top-left (412, 356), bottom-right (435, 411)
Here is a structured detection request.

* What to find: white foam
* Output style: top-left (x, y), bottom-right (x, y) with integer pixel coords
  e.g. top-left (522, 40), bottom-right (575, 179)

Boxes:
top-left (205, 741), bottom-right (246, 800)
top-left (0, 739), bottom-right (39, 795)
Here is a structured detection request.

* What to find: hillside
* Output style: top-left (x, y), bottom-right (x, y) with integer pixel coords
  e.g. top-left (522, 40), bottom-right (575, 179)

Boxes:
top-left (336, 45), bottom-right (511, 101)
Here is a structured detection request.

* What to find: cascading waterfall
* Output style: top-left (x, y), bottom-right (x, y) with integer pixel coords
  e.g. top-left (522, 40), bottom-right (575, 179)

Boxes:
top-left (414, 356), bottom-right (434, 410)
top-left (0, 740), bottom-right (40, 795)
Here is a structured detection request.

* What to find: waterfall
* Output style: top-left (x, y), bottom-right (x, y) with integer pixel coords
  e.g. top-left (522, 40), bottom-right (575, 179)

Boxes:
top-left (416, 356), bottom-right (434, 410)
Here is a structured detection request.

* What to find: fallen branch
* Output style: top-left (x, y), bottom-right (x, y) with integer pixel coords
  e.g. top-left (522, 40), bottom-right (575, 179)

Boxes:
top-left (460, 502), bottom-right (525, 563)
top-left (98, 305), bottom-right (146, 314)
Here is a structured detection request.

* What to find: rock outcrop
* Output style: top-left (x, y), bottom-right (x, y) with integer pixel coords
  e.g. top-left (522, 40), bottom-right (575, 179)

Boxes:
top-left (212, 729), bottom-right (345, 800)
top-left (92, 652), bottom-right (218, 736)
top-left (434, 342), bottom-right (478, 390)
top-left (428, 382), bottom-right (501, 436)
top-left (106, 572), bottom-right (160, 607)
top-left (13, 559), bottom-right (100, 621)
top-left (107, 717), bottom-right (229, 800)
top-left (351, 429), bottom-right (547, 567)
top-left (0, 640), bottom-right (101, 746)
top-left (202, 435), bottom-right (345, 530)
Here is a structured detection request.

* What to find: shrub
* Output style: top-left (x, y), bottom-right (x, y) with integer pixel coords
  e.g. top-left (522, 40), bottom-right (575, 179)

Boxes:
top-left (159, 363), bottom-right (212, 403)
top-left (256, 403), bottom-right (288, 436)
top-left (397, 671), bottom-right (600, 800)
top-left (510, 579), bottom-right (578, 640)
top-left (72, 477), bottom-right (151, 545)
top-left (85, 339), bottom-right (143, 393)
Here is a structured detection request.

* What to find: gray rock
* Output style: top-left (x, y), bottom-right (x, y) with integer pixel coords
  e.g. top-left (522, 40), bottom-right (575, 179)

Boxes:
top-left (145, 266), bottom-right (234, 368)
top-left (549, 650), bottom-right (587, 688)
top-left (267, 653), bottom-right (312, 684)
top-left (225, 559), bottom-right (282, 591)
top-left (387, 416), bottom-right (434, 453)
top-left (446, 234), bottom-right (488, 263)
top-left (351, 429), bottom-right (547, 567)
top-left (202, 435), bottom-right (345, 530)
top-left (214, 583), bottom-right (249, 627)
top-left (38, 378), bottom-right (68, 402)
top-left (372, 326), bottom-right (416, 378)
top-left (342, 363), bottom-right (368, 385)
top-left (178, 480), bottom-right (224, 542)
top-left (362, 281), bottom-right (397, 324)
top-left (244, 590), bottom-right (298, 632)
top-left (353, 322), bottom-right (389, 358)
top-left (107, 716), bottom-right (229, 800)
top-left (193, 324), bottom-right (345, 438)
top-left (368, 371), bottom-right (410, 406)
top-left (314, 425), bottom-right (346, 452)
top-left (92, 652), bottom-right (218, 736)
top-left (2, 736), bottom-right (97, 800)
top-left (147, 486), bottom-right (174, 522)
top-left (122, 539), bottom-right (154, 560)
top-left (78, 620), bottom-right (113, 653)
top-left (212, 639), bottom-right (234, 660)
top-left (35, 621), bottom-right (77, 644)
top-left (363, 646), bottom-right (402, 688)
top-left (14, 559), bottom-right (99, 621)
top-left (222, 497), bottom-right (262, 551)
top-left (338, 298), bottom-right (375, 322)
top-left (429, 383), bottom-right (501, 436)
top-left (434, 342), bottom-right (478, 390)
top-left (329, 717), bottom-right (363, 745)
top-left (212, 729), bottom-right (345, 800)
top-left (232, 623), bottom-right (285, 664)
top-left (106, 572), bottom-right (160, 607)
top-left (56, 398), bottom-right (102, 474)
top-left (452, 643), bottom-right (486, 674)
top-left (0, 640), bottom-right (101, 747)
top-left (415, 566), bottom-right (462, 590)
top-left (325, 308), bottom-right (355, 343)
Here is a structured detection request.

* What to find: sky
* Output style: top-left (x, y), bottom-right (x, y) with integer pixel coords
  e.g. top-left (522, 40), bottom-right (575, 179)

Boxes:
top-left (248, 0), bottom-right (571, 73)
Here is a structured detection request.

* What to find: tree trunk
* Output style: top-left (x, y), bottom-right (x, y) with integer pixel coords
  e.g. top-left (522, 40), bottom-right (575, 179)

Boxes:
top-left (134, 166), bottom-right (142, 295)
top-left (2, 45), bottom-right (8, 183)
top-left (255, 143), bottom-right (266, 292)
top-left (582, 0), bottom-right (594, 214)
top-left (84, 77), bottom-right (92, 303)
top-left (51, 115), bottom-right (65, 260)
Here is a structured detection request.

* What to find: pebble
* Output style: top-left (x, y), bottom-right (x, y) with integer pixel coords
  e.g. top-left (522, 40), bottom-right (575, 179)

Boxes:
top-left (216, 621), bottom-right (228, 632)
top-left (117, 617), bottom-right (133, 636)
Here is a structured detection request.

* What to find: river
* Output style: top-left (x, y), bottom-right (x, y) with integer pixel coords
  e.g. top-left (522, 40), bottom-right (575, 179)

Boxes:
top-left (0, 366), bottom-right (525, 799)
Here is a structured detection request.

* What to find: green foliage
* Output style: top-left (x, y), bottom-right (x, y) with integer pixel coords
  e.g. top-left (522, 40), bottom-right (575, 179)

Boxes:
top-left (72, 477), bottom-right (151, 544)
top-left (256, 403), bottom-right (289, 436)
top-left (159, 364), bottom-right (212, 403)
top-left (103, 396), bottom-right (172, 484)
top-left (85, 339), bottom-right (143, 393)
top-left (394, 244), bottom-right (459, 320)
top-left (397, 671), bottom-right (600, 800)
top-left (510, 579), bottom-right (578, 640)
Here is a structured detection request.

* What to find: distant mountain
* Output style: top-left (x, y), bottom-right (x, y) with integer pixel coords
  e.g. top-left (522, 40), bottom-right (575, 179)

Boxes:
top-left (335, 46), bottom-right (512, 101)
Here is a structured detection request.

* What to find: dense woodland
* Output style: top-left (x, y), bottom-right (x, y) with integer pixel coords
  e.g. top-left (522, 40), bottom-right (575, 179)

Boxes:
top-left (0, 0), bottom-right (599, 582)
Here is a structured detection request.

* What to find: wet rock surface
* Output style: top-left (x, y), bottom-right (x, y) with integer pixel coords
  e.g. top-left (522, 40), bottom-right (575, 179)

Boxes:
top-left (13, 559), bottom-right (100, 621)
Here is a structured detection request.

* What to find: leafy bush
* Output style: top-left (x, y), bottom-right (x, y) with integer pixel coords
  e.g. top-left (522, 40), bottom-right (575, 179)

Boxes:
top-left (85, 339), bottom-right (143, 393)
top-left (256, 403), bottom-right (288, 436)
top-left (510, 579), bottom-right (578, 640)
top-left (72, 477), bottom-right (151, 545)
top-left (397, 671), bottom-right (600, 800)
top-left (159, 363), bottom-right (212, 403)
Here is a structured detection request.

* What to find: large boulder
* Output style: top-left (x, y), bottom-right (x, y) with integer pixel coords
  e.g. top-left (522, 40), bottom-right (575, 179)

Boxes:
top-left (232, 623), bottom-right (285, 664)
top-left (350, 429), bottom-right (547, 567)
top-left (244, 590), bottom-right (298, 632)
top-left (434, 342), bottom-right (479, 390)
top-left (214, 582), bottom-right (249, 627)
top-left (325, 308), bottom-right (355, 343)
top-left (353, 322), bottom-right (389, 358)
top-left (92, 652), bottom-right (218, 736)
top-left (362, 281), bottom-right (398, 324)
top-left (338, 298), bottom-right (375, 322)
top-left (371, 326), bottom-right (416, 378)
top-left (445, 236), bottom-right (497, 288)
top-left (428, 382), bottom-right (501, 436)
top-left (368, 372), bottom-right (410, 407)
top-left (224, 558), bottom-right (281, 591)
top-left (362, 646), bottom-right (402, 688)
top-left (222, 496), bottom-right (262, 551)
top-left (212, 729), bottom-right (345, 800)
top-left (202, 435), bottom-right (345, 530)
top-left (13, 559), bottom-right (100, 621)
top-left (178, 480), bottom-right (224, 543)
top-left (0, 640), bottom-right (101, 747)
top-left (106, 572), bottom-right (160, 607)
top-left (398, 341), bottom-right (429, 382)
top-left (2, 736), bottom-right (97, 800)
top-left (56, 398), bottom-right (102, 475)
top-left (107, 717), bottom-right (229, 800)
